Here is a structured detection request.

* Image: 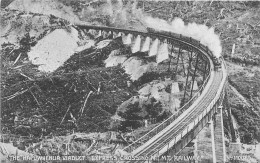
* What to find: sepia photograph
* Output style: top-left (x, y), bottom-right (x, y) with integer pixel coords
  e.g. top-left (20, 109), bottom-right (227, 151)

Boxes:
top-left (0, 0), bottom-right (260, 162)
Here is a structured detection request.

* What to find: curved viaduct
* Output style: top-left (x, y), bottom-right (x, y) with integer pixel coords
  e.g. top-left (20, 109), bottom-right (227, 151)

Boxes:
top-left (78, 25), bottom-right (228, 162)
top-left (76, 24), bottom-right (228, 162)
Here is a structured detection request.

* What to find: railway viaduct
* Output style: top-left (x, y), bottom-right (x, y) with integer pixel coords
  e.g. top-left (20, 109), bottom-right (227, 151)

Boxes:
top-left (75, 25), bottom-right (228, 163)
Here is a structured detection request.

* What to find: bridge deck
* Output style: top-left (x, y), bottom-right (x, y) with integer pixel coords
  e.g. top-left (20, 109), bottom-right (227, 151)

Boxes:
top-left (134, 70), bottom-right (223, 158)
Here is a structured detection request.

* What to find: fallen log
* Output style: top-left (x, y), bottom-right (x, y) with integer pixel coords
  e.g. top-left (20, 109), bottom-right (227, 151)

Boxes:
top-left (60, 105), bottom-right (71, 125)
top-left (79, 91), bottom-right (93, 117)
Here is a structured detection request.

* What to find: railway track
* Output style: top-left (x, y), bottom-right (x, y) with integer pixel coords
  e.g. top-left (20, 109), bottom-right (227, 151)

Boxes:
top-left (74, 25), bottom-right (227, 160)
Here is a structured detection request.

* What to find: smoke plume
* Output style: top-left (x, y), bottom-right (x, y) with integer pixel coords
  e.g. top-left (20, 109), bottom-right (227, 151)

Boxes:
top-left (81, 0), bottom-right (222, 58)
top-left (144, 17), bottom-right (222, 58)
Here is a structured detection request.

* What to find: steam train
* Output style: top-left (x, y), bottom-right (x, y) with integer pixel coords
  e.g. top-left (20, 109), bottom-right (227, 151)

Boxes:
top-left (146, 27), bottom-right (222, 70)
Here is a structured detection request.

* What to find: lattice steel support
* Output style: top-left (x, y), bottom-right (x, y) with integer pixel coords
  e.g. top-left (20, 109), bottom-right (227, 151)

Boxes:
top-left (210, 119), bottom-right (217, 163)
top-left (190, 53), bottom-right (199, 98)
top-left (203, 62), bottom-right (208, 81)
top-left (168, 44), bottom-right (174, 72)
top-left (183, 52), bottom-right (193, 102)
top-left (221, 107), bottom-right (227, 162)
top-left (181, 51), bottom-right (186, 76)
top-left (173, 46), bottom-right (181, 79)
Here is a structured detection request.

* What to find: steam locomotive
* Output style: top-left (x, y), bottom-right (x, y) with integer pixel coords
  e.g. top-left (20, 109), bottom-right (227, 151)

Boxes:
top-left (146, 27), bottom-right (222, 70)
top-left (213, 56), bottom-right (222, 70)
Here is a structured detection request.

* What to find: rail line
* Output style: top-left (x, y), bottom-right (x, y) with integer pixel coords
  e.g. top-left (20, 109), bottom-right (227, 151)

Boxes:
top-left (75, 25), bottom-right (227, 161)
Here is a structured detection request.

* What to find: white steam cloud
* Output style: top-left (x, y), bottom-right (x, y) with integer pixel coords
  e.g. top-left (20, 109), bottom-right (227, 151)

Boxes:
top-left (144, 17), bottom-right (222, 58)
top-left (91, 0), bottom-right (222, 58)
